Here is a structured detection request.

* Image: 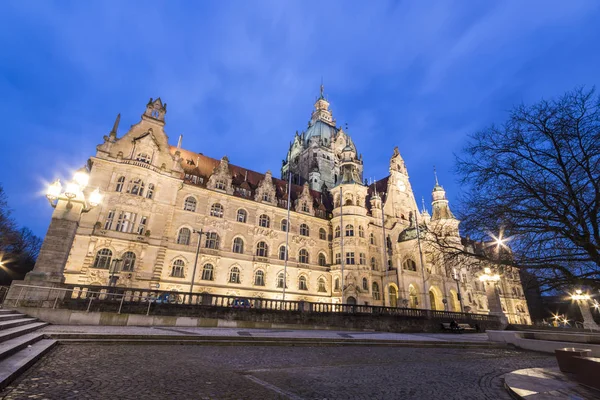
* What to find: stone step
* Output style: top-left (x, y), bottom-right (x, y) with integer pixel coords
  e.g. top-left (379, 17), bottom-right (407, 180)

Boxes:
top-left (0, 333), bottom-right (45, 361)
top-left (0, 310), bottom-right (16, 315)
top-left (0, 323), bottom-right (48, 344)
top-left (0, 339), bottom-right (57, 391)
top-left (0, 318), bottom-right (38, 331)
top-left (0, 314), bottom-right (27, 322)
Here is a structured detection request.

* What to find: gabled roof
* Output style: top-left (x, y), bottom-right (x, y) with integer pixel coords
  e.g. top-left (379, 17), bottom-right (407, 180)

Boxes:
top-left (171, 146), bottom-right (333, 215)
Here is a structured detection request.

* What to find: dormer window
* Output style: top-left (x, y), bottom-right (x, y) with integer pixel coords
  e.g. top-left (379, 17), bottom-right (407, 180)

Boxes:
top-left (216, 180), bottom-right (226, 190)
top-left (262, 193), bottom-right (270, 202)
top-left (136, 153), bottom-right (151, 164)
top-left (301, 202), bottom-right (309, 212)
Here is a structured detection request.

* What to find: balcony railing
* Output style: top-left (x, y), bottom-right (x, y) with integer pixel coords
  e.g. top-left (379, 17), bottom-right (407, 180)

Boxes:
top-left (7, 284), bottom-right (501, 324)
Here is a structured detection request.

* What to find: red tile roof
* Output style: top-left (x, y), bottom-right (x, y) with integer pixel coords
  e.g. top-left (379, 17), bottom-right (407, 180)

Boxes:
top-left (171, 146), bottom-right (333, 215)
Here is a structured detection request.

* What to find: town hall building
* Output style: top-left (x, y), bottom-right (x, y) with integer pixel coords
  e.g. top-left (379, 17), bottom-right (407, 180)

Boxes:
top-left (48, 88), bottom-right (531, 324)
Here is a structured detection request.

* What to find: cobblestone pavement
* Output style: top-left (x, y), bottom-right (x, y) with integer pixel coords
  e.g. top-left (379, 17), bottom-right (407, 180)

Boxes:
top-left (0, 345), bottom-right (556, 400)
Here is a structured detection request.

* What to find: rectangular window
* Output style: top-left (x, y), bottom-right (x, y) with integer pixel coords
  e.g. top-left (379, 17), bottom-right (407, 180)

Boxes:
top-left (346, 252), bottom-right (355, 265)
top-left (137, 216), bottom-right (148, 235)
top-left (335, 253), bottom-right (341, 264)
top-left (359, 253), bottom-right (366, 265)
top-left (116, 211), bottom-right (137, 233)
top-left (104, 210), bottom-right (115, 230)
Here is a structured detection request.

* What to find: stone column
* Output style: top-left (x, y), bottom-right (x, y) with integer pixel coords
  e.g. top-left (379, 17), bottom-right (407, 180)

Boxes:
top-left (7, 201), bottom-right (84, 303)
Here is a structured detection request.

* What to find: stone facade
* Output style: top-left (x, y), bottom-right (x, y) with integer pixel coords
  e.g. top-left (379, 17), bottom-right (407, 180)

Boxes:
top-left (47, 93), bottom-right (530, 324)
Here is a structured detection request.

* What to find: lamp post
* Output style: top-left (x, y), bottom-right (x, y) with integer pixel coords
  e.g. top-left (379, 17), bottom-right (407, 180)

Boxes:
top-left (189, 229), bottom-right (204, 294)
top-left (452, 268), bottom-right (464, 313)
top-left (31, 168), bottom-right (102, 283)
top-left (570, 289), bottom-right (600, 331)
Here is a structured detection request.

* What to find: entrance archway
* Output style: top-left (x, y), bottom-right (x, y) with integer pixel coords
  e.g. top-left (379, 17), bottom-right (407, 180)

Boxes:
top-left (428, 286), bottom-right (444, 311)
top-left (408, 284), bottom-right (419, 308)
top-left (388, 286), bottom-right (398, 307)
top-left (346, 296), bottom-right (357, 305)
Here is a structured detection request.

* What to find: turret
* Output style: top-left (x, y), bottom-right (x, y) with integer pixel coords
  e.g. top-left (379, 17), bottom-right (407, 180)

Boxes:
top-left (431, 169), bottom-right (454, 221)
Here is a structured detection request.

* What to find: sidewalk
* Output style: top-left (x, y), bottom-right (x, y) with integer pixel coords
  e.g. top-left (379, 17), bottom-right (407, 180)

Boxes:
top-left (40, 325), bottom-right (491, 343)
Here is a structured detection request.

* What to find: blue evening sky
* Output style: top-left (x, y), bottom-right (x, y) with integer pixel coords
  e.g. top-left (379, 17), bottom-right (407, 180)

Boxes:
top-left (1, 1), bottom-right (599, 238)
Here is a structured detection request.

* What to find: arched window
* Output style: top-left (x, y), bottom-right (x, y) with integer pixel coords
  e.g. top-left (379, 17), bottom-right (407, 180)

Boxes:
top-left (345, 199), bottom-right (353, 206)
top-left (278, 245), bottom-right (288, 261)
top-left (171, 259), bottom-right (185, 278)
top-left (204, 232), bottom-right (220, 249)
top-left (128, 179), bottom-right (144, 196)
top-left (298, 249), bottom-right (309, 264)
top-left (358, 226), bottom-right (365, 238)
top-left (276, 272), bottom-right (286, 288)
top-left (334, 277), bottom-right (340, 291)
top-left (318, 253), bottom-right (326, 266)
top-left (201, 264), bottom-right (214, 281)
top-left (136, 153), bottom-right (151, 163)
top-left (319, 228), bottom-right (327, 240)
top-left (370, 257), bottom-right (377, 270)
top-left (372, 282), bottom-right (380, 300)
top-left (280, 219), bottom-right (288, 232)
top-left (184, 197), bottom-right (196, 212)
top-left (317, 277), bottom-right (327, 293)
top-left (122, 251), bottom-right (136, 272)
top-left (177, 228), bottom-right (191, 245)
top-left (210, 203), bottom-right (224, 218)
top-left (92, 248), bottom-right (112, 269)
top-left (403, 259), bottom-right (417, 271)
top-left (146, 184), bottom-right (155, 199)
top-left (298, 275), bottom-right (308, 291)
top-left (334, 226), bottom-right (341, 238)
top-left (236, 209), bottom-right (247, 223)
top-left (362, 277), bottom-right (368, 291)
top-left (345, 224), bottom-right (354, 237)
top-left (299, 223), bottom-right (309, 237)
top-left (229, 267), bottom-right (241, 284)
top-left (115, 176), bottom-right (125, 192)
top-left (256, 241), bottom-right (269, 257)
top-left (259, 214), bottom-right (270, 228)
top-left (254, 270), bottom-right (265, 286)
top-left (369, 233), bottom-right (375, 245)
top-left (232, 237), bottom-right (244, 254)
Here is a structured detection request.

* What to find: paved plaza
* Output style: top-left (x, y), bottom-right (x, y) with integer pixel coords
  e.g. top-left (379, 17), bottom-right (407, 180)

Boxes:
top-left (1, 343), bottom-right (556, 399)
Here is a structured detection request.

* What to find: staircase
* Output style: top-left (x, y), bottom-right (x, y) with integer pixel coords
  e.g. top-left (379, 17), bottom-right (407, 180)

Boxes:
top-left (0, 309), bottom-right (56, 390)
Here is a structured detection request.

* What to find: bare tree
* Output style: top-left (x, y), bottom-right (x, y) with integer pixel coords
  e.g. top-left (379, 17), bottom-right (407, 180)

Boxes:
top-left (448, 87), bottom-right (600, 292)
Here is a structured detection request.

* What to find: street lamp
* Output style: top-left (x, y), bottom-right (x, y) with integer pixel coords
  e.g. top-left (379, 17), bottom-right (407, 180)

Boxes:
top-left (570, 289), bottom-right (600, 331)
top-left (46, 168), bottom-right (103, 212)
top-left (189, 229), bottom-right (205, 294)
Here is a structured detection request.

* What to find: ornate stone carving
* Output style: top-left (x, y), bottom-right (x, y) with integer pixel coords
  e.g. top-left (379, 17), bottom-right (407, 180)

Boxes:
top-left (254, 171), bottom-right (277, 205)
top-left (295, 183), bottom-right (314, 215)
top-left (207, 156), bottom-right (234, 194)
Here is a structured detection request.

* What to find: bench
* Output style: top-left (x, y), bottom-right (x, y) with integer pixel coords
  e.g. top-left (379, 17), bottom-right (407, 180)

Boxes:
top-left (572, 356), bottom-right (600, 391)
top-left (441, 322), bottom-right (477, 333)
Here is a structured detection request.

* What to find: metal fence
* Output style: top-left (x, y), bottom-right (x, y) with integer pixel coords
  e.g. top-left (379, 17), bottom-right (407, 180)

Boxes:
top-left (7, 283), bottom-right (500, 323)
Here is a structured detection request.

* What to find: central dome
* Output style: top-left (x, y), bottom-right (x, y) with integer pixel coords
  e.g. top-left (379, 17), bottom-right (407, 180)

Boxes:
top-left (304, 120), bottom-right (337, 146)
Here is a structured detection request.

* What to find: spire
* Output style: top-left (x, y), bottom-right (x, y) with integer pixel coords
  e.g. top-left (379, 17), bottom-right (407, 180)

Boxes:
top-left (109, 113), bottom-right (120, 139)
top-left (434, 165), bottom-right (439, 185)
top-left (177, 134), bottom-right (183, 150)
top-left (319, 78), bottom-right (324, 99)
top-left (421, 196), bottom-right (426, 213)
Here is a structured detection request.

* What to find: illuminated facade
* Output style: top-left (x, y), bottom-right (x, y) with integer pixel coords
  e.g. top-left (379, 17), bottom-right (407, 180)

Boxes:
top-left (54, 91), bottom-right (531, 324)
